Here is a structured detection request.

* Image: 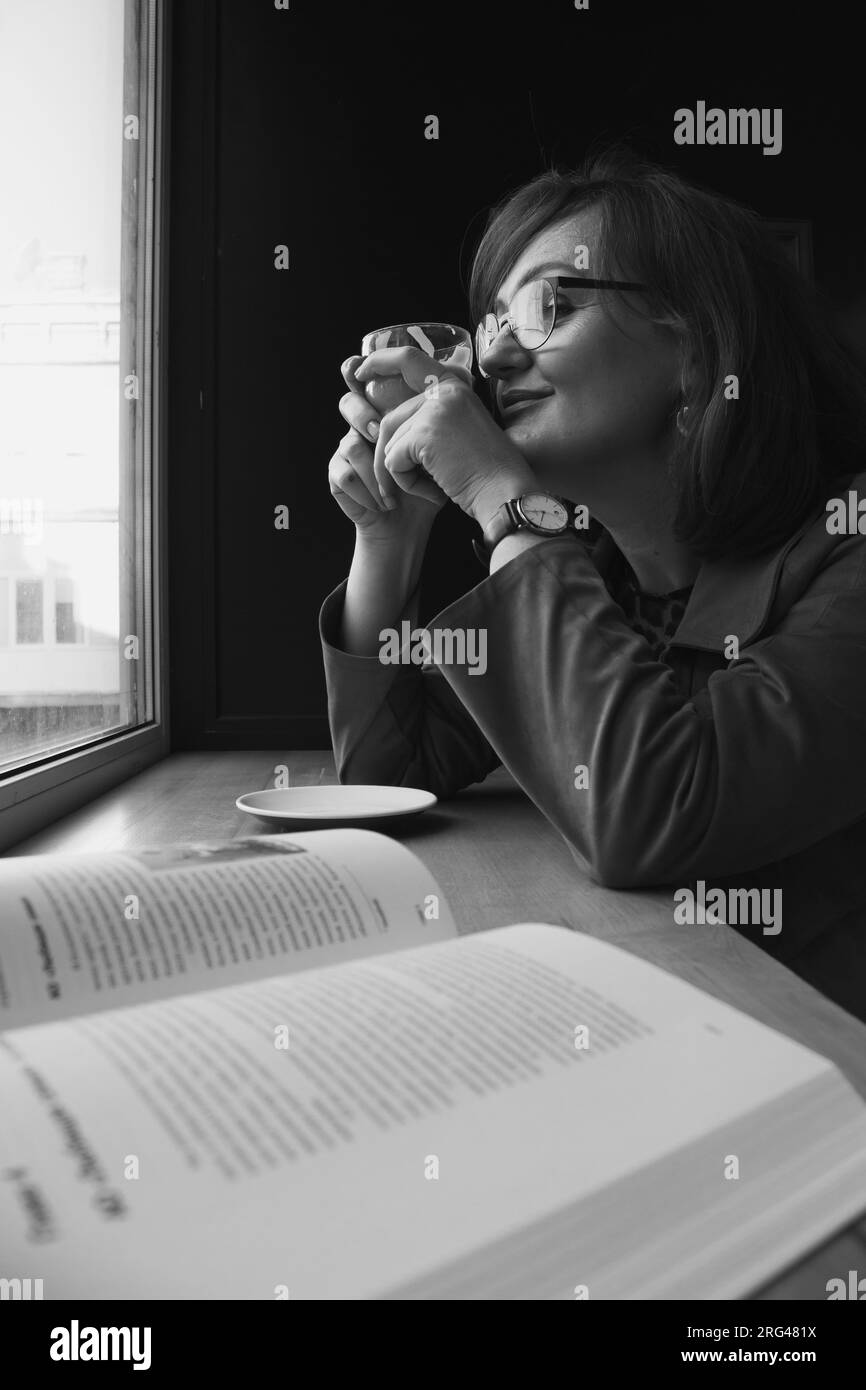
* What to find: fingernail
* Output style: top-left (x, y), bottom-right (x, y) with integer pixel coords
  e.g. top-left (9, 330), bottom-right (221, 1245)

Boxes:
top-left (367, 419), bottom-right (380, 439)
top-left (383, 496), bottom-right (396, 510)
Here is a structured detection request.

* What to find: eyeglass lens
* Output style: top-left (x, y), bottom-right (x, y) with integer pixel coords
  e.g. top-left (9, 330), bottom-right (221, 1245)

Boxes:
top-left (476, 278), bottom-right (583, 378)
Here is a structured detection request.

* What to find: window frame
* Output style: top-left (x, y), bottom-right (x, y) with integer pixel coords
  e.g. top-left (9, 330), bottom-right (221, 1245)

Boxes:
top-left (0, 0), bottom-right (172, 852)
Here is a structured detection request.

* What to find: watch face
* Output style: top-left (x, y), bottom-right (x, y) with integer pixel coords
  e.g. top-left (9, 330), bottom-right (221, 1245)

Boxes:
top-left (518, 492), bottom-right (569, 532)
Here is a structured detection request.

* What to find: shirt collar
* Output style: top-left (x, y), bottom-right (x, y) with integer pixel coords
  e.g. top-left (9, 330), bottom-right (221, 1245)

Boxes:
top-left (591, 480), bottom-right (854, 654)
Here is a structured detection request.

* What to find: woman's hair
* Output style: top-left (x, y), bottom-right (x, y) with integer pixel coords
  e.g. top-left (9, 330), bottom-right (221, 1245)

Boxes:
top-left (467, 142), bottom-right (866, 559)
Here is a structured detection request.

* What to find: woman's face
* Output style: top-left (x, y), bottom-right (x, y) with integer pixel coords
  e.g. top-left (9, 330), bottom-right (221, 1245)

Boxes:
top-left (481, 207), bottom-right (683, 515)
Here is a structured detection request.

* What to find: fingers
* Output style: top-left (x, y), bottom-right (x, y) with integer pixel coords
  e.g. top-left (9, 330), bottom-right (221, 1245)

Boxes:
top-left (372, 427), bottom-right (396, 510)
top-left (392, 470), bottom-right (446, 507)
top-left (355, 345), bottom-right (475, 394)
top-left (372, 406), bottom-right (407, 509)
top-left (372, 426), bottom-right (438, 507)
top-left (354, 345), bottom-right (440, 394)
top-left (340, 355), bottom-right (365, 395)
top-left (376, 422), bottom-right (442, 506)
top-left (328, 427), bottom-right (387, 512)
top-left (339, 356), bottom-right (382, 444)
top-left (349, 346), bottom-right (474, 390)
top-left (371, 389), bottom-right (433, 507)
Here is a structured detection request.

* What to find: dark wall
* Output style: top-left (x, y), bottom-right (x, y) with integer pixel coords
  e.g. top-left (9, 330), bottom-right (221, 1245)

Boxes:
top-left (167, 0), bottom-right (862, 749)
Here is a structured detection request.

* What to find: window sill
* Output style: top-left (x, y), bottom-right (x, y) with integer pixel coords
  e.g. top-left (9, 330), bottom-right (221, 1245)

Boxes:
top-left (0, 722), bottom-right (170, 853)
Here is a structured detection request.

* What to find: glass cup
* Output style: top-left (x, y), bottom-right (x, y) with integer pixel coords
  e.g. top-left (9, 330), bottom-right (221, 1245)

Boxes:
top-left (359, 322), bottom-right (474, 414)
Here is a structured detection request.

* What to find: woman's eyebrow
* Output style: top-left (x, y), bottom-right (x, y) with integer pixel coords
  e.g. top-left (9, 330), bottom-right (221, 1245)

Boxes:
top-left (494, 262), bottom-right (582, 312)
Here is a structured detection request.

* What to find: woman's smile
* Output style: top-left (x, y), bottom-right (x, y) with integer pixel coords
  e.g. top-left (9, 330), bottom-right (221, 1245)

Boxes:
top-left (501, 395), bottom-right (551, 418)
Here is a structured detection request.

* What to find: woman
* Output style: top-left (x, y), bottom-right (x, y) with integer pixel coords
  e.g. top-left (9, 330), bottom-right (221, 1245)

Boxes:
top-left (320, 145), bottom-right (866, 1022)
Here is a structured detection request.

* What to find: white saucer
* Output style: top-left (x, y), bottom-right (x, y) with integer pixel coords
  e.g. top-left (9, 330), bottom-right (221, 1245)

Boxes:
top-left (235, 784), bottom-right (438, 827)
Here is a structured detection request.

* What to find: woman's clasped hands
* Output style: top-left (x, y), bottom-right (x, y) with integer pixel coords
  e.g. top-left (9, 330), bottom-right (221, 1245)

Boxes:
top-left (331, 346), bottom-right (535, 535)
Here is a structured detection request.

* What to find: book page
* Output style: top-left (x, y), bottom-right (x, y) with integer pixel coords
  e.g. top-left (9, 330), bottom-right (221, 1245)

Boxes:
top-left (0, 828), bottom-right (455, 1030)
top-left (1, 922), bottom-right (864, 1299)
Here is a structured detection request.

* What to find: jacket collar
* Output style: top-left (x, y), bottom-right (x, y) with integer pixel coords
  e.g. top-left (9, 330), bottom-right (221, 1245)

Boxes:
top-left (592, 469), bottom-right (863, 654)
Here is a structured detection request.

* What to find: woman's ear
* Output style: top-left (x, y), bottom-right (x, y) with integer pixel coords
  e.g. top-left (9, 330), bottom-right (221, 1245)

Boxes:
top-left (676, 335), bottom-right (702, 403)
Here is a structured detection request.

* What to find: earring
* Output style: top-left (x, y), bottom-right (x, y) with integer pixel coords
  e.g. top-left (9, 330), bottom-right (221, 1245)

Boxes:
top-left (676, 404), bottom-right (690, 437)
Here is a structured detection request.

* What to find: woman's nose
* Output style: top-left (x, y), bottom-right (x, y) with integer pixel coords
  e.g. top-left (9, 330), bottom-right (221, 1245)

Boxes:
top-left (480, 323), bottom-right (531, 379)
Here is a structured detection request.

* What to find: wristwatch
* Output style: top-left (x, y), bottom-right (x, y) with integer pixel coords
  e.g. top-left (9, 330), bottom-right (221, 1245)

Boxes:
top-left (472, 491), bottom-right (582, 566)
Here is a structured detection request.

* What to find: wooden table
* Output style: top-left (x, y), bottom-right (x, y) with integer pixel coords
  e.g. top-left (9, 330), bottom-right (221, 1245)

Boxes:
top-left (9, 750), bottom-right (866, 1300)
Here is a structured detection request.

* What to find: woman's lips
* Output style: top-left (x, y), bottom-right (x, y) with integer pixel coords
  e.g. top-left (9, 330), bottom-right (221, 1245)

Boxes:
top-left (502, 395), bottom-right (549, 417)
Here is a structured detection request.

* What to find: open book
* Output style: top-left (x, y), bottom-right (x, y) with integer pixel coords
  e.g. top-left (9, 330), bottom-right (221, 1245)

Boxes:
top-left (1, 827), bottom-right (865, 1300)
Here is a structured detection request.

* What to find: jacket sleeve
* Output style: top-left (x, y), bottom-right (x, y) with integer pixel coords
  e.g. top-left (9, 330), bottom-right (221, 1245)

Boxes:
top-left (422, 532), bottom-right (866, 888)
top-left (319, 578), bottom-right (501, 794)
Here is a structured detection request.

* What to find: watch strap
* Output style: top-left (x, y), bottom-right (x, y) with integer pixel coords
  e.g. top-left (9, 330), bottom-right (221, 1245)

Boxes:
top-left (478, 494), bottom-right (577, 560)
top-left (482, 499), bottom-right (522, 552)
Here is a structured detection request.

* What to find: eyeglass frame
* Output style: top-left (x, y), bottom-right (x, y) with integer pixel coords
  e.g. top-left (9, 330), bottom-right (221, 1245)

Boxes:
top-left (475, 276), bottom-right (649, 378)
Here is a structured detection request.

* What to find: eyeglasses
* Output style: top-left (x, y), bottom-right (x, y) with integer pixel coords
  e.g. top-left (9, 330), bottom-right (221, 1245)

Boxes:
top-left (474, 276), bottom-right (648, 379)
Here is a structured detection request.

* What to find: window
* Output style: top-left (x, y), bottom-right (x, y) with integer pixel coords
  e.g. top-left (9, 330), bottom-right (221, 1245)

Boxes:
top-left (16, 580), bottom-right (44, 645)
top-left (0, 0), bottom-right (168, 848)
top-left (55, 577), bottom-right (84, 645)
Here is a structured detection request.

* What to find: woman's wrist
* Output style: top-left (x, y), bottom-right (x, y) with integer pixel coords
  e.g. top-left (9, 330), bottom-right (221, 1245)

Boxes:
top-left (470, 469), bottom-right (538, 531)
top-left (354, 517), bottom-right (434, 553)
top-left (352, 528), bottom-right (429, 591)
top-left (340, 527), bottom-right (431, 657)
